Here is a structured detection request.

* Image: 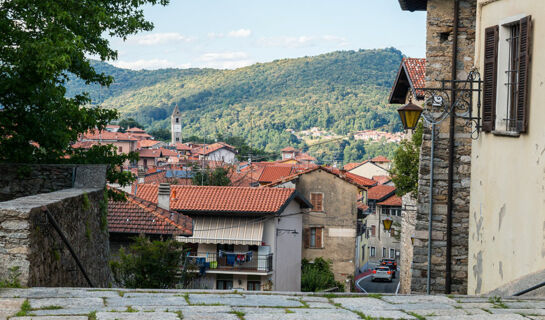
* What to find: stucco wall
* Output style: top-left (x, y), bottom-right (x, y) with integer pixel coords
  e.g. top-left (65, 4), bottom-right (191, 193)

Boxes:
top-left (0, 188), bottom-right (110, 287)
top-left (298, 170), bottom-right (358, 289)
top-left (469, 0), bottom-right (545, 295)
top-left (366, 206), bottom-right (402, 264)
top-left (349, 163), bottom-right (389, 179)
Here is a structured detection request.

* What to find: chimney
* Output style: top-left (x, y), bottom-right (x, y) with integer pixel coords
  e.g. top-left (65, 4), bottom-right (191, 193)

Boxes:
top-left (158, 183), bottom-right (171, 210)
top-left (137, 168), bottom-right (146, 184)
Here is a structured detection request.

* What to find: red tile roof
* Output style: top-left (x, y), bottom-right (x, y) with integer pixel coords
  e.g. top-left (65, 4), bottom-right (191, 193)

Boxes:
top-left (108, 192), bottom-right (192, 236)
top-left (372, 175), bottom-right (392, 185)
top-left (72, 140), bottom-right (99, 149)
top-left (281, 147), bottom-right (297, 152)
top-left (357, 202), bottom-right (369, 211)
top-left (138, 149), bottom-right (163, 158)
top-left (403, 58), bottom-right (426, 98)
top-left (258, 166), bottom-right (294, 183)
top-left (367, 185), bottom-right (397, 201)
top-left (138, 140), bottom-right (161, 149)
top-left (82, 130), bottom-right (138, 141)
top-left (126, 127), bottom-right (146, 133)
top-left (230, 166), bottom-right (264, 187)
top-left (371, 156), bottom-right (391, 163)
top-left (134, 184), bottom-right (300, 214)
top-left (377, 194), bottom-right (402, 206)
top-left (176, 143), bottom-right (192, 151)
top-left (194, 142), bottom-right (236, 155)
top-left (345, 172), bottom-right (378, 187)
top-left (264, 166), bottom-right (371, 190)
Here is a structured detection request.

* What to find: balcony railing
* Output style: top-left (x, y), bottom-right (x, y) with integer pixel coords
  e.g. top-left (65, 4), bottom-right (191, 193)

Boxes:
top-left (186, 252), bottom-right (273, 273)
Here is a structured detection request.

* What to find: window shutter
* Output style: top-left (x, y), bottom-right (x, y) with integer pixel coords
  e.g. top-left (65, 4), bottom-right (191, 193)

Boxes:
top-left (516, 16), bottom-right (531, 133)
top-left (316, 228), bottom-right (323, 248)
top-left (482, 25), bottom-right (499, 132)
top-left (316, 194), bottom-right (323, 211)
top-left (303, 228), bottom-right (310, 248)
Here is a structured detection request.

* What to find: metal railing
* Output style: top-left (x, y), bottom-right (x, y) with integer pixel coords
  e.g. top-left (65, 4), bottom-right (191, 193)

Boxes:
top-left (186, 252), bottom-right (273, 272)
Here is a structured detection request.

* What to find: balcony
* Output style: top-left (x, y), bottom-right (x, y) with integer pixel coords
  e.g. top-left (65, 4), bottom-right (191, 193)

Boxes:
top-left (186, 252), bottom-right (273, 274)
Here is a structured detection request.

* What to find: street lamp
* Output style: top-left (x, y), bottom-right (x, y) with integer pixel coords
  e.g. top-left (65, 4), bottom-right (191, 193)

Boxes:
top-left (397, 100), bottom-right (423, 130)
top-left (382, 217), bottom-right (393, 232)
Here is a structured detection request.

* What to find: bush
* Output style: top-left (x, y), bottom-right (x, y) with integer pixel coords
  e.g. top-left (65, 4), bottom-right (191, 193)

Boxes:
top-left (0, 266), bottom-right (22, 288)
top-left (110, 236), bottom-right (190, 289)
top-left (301, 257), bottom-right (344, 292)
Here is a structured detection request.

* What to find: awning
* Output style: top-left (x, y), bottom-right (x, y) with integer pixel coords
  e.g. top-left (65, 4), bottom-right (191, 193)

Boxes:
top-left (176, 216), bottom-right (265, 245)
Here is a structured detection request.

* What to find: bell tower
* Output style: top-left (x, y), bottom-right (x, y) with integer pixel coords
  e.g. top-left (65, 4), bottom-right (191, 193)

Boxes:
top-left (171, 104), bottom-right (182, 145)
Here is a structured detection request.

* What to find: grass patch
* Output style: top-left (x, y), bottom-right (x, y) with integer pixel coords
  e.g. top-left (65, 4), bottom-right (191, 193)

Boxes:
top-left (407, 311), bottom-right (426, 320)
top-left (15, 299), bottom-right (32, 317)
top-left (117, 291), bottom-right (125, 297)
top-left (489, 296), bottom-right (508, 309)
top-left (482, 308), bottom-right (492, 314)
top-left (365, 293), bottom-right (383, 299)
top-left (126, 306), bottom-right (137, 312)
top-left (285, 308), bottom-right (295, 313)
top-left (229, 310), bottom-right (246, 320)
top-left (88, 310), bottom-right (97, 320)
top-left (181, 293), bottom-right (190, 304)
top-left (176, 310), bottom-right (183, 319)
top-left (0, 266), bottom-right (22, 288)
top-left (35, 305), bottom-right (63, 310)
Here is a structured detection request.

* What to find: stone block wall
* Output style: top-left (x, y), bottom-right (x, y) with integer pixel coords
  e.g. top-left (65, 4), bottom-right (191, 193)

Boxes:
top-left (0, 164), bottom-right (107, 201)
top-left (410, 0), bottom-right (476, 294)
top-left (0, 188), bottom-right (110, 287)
top-left (399, 193), bottom-right (417, 294)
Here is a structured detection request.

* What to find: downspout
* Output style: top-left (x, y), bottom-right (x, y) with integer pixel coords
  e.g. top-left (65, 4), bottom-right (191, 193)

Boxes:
top-left (427, 123), bottom-right (435, 295)
top-left (446, 0), bottom-right (460, 294)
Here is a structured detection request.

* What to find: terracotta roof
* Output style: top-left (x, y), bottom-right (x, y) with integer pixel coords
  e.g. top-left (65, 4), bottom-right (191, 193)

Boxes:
top-left (176, 143), bottom-right (192, 151)
top-left (281, 147), bottom-right (297, 152)
top-left (343, 162), bottom-right (361, 171)
top-left (127, 127), bottom-right (146, 133)
top-left (72, 141), bottom-right (98, 149)
top-left (264, 166), bottom-right (370, 190)
top-left (371, 156), bottom-right (391, 163)
top-left (158, 148), bottom-right (179, 157)
top-left (82, 130), bottom-right (138, 141)
top-left (134, 184), bottom-right (306, 213)
top-left (108, 192), bottom-right (192, 236)
top-left (372, 175), bottom-right (392, 185)
top-left (130, 132), bottom-right (153, 140)
top-left (377, 194), bottom-right (402, 206)
top-left (195, 142), bottom-right (237, 155)
top-left (403, 57), bottom-right (426, 98)
top-left (138, 149), bottom-right (163, 158)
top-left (296, 153), bottom-right (317, 161)
top-left (367, 185), bottom-right (396, 201)
top-left (357, 202), bottom-right (369, 211)
top-left (138, 140), bottom-right (161, 149)
top-left (345, 172), bottom-right (378, 187)
top-left (106, 125), bottom-right (120, 129)
top-left (258, 166), bottom-right (294, 183)
top-left (230, 166), bottom-right (264, 187)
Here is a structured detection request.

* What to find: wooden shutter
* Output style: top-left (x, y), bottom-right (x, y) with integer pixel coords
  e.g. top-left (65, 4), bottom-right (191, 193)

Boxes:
top-left (303, 228), bottom-right (310, 248)
top-left (310, 193), bottom-right (323, 211)
top-left (371, 225), bottom-right (376, 236)
top-left (516, 16), bottom-right (531, 133)
top-left (316, 228), bottom-right (323, 248)
top-left (482, 25), bottom-right (499, 132)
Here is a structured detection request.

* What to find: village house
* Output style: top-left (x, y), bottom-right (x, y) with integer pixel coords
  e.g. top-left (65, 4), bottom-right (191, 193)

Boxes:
top-left (280, 147), bottom-right (317, 165)
top-left (468, 0), bottom-right (545, 296)
top-left (80, 130), bottom-right (138, 155)
top-left (344, 156), bottom-right (391, 180)
top-left (108, 191), bottom-right (193, 255)
top-left (193, 142), bottom-right (237, 164)
top-left (266, 166), bottom-right (370, 290)
top-left (133, 184), bottom-right (311, 292)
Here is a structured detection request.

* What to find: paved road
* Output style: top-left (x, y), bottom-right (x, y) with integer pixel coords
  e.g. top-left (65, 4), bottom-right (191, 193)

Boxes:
top-left (357, 272), bottom-right (400, 293)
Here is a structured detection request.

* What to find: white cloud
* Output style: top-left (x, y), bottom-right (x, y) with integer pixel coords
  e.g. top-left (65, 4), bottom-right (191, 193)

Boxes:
top-left (207, 32), bottom-right (224, 39)
top-left (112, 59), bottom-right (191, 70)
top-left (128, 33), bottom-right (195, 46)
top-left (258, 35), bottom-right (349, 48)
top-left (197, 52), bottom-right (254, 69)
top-left (227, 28), bottom-right (252, 38)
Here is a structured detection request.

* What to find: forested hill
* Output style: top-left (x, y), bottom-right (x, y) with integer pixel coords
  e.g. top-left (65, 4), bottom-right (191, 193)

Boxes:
top-left (66, 48), bottom-right (404, 153)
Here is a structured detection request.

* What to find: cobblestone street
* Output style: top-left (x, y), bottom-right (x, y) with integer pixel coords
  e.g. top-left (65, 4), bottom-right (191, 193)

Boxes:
top-left (2, 288), bottom-right (545, 319)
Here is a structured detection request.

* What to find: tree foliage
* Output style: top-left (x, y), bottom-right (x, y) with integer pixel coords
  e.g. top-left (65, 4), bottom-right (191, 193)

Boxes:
top-left (65, 49), bottom-right (404, 154)
top-left (118, 118), bottom-right (144, 133)
top-left (110, 236), bottom-right (190, 289)
top-left (390, 122), bottom-right (423, 196)
top-left (0, 0), bottom-right (168, 164)
top-left (301, 257), bottom-right (344, 292)
top-left (191, 164), bottom-right (231, 186)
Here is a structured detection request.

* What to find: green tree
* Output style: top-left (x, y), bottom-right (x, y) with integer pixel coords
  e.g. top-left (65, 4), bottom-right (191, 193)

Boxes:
top-left (148, 128), bottom-right (171, 141)
top-left (110, 236), bottom-right (191, 289)
top-left (0, 0), bottom-right (169, 163)
top-left (301, 257), bottom-right (344, 292)
top-left (390, 122), bottom-right (423, 196)
top-left (118, 118), bottom-right (144, 132)
top-left (192, 165), bottom-right (231, 186)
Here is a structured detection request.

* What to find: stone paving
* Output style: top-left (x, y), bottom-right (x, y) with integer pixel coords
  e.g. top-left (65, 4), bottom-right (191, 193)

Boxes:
top-left (2, 288), bottom-right (545, 319)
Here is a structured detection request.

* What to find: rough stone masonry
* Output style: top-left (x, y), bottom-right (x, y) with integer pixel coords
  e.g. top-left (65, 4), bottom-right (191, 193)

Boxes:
top-left (411, 0), bottom-right (476, 294)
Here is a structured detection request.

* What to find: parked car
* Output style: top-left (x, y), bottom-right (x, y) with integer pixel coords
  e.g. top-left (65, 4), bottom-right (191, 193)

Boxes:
top-left (371, 266), bottom-right (393, 282)
top-left (380, 258), bottom-right (397, 278)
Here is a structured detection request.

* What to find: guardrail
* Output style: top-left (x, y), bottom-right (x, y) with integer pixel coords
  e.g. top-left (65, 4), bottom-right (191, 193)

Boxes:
top-left (187, 252), bottom-right (273, 272)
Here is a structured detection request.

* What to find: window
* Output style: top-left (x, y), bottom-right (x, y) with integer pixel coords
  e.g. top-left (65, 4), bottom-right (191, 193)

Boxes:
top-left (176, 137), bottom-right (180, 142)
top-left (371, 225), bottom-right (376, 237)
top-left (216, 280), bottom-right (233, 290)
top-left (390, 249), bottom-right (395, 259)
top-left (382, 247), bottom-right (386, 258)
top-left (482, 16), bottom-right (531, 134)
top-left (247, 281), bottom-right (261, 291)
top-left (370, 247), bottom-right (376, 257)
top-left (175, 118), bottom-right (179, 123)
top-left (310, 193), bottom-right (323, 211)
top-left (304, 227), bottom-right (323, 248)
top-left (118, 146), bottom-right (123, 153)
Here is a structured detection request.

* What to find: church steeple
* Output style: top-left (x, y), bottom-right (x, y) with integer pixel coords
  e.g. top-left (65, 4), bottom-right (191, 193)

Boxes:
top-left (171, 104), bottom-right (182, 145)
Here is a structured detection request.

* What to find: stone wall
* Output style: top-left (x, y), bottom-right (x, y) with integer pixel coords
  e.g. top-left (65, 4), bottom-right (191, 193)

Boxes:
top-left (411, 0), bottom-right (476, 294)
top-left (399, 193), bottom-right (417, 294)
top-left (0, 164), bottom-right (107, 201)
top-left (0, 188), bottom-right (110, 287)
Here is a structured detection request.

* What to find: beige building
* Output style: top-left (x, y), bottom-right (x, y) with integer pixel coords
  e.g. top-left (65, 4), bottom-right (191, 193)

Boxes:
top-left (469, 0), bottom-right (543, 295)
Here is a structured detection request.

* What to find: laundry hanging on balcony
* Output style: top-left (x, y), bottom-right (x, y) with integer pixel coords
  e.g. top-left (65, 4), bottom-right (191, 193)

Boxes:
top-left (218, 250), bottom-right (253, 266)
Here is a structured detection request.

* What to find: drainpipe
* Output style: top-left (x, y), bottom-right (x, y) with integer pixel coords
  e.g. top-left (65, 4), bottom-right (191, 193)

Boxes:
top-left (427, 123), bottom-right (435, 295)
top-left (446, 0), bottom-right (460, 294)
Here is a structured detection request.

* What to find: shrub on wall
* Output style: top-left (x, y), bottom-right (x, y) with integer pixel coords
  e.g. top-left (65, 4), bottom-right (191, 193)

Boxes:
top-left (301, 257), bottom-right (344, 292)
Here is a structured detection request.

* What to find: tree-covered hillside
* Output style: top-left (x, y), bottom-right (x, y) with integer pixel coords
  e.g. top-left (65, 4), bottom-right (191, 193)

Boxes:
top-left (67, 48), bottom-right (404, 154)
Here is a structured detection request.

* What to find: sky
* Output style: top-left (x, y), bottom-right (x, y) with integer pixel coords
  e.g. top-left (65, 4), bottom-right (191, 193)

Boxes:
top-left (109, 0), bottom-right (426, 70)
